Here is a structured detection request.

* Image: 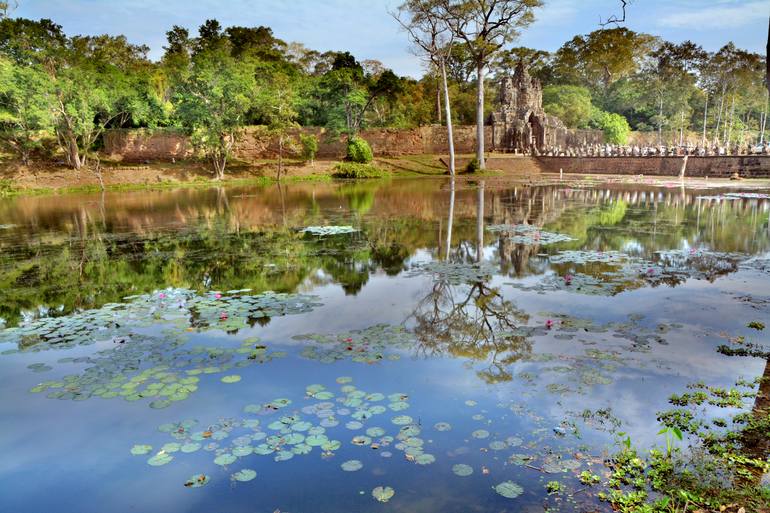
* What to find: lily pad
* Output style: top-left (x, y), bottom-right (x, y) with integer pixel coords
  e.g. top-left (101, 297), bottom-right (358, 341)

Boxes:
top-left (147, 452), bottom-right (173, 466)
top-left (130, 444), bottom-right (153, 455)
top-left (221, 375), bottom-right (242, 384)
top-left (341, 460), bottom-right (363, 472)
top-left (372, 486), bottom-right (395, 503)
top-left (392, 415), bottom-right (413, 425)
top-left (231, 469), bottom-right (257, 482)
top-left (214, 453), bottom-right (237, 466)
top-left (184, 474), bottom-right (210, 488)
top-left (452, 463), bottom-right (473, 477)
top-left (495, 480), bottom-right (524, 499)
top-left (472, 429), bottom-right (490, 439)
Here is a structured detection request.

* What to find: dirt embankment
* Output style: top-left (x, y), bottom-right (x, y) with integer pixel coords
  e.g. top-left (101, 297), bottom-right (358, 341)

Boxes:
top-left (0, 159), bottom-right (339, 191)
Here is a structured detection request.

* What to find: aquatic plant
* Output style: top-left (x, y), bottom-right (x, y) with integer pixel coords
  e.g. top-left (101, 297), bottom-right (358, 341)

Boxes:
top-left (406, 261), bottom-right (495, 285)
top-left (486, 224), bottom-right (575, 246)
top-left (301, 225), bottom-right (358, 236)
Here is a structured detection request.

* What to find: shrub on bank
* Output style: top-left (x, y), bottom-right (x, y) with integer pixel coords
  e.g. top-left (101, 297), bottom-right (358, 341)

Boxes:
top-left (346, 136), bottom-right (373, 163)
top-left (300, 134), bottom-right (318, 164)
top-left (332, 162), bottom-right (386, 179)
top-left (464, 158), bottom-right (480, 174)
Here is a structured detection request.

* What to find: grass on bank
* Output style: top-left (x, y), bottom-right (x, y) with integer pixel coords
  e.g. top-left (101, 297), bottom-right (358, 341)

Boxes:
top-left (0, 153), bottom-right (512, 198)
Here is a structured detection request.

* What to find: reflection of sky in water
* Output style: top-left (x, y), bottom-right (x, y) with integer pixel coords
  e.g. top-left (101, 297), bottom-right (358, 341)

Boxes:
top-left (0, 179), bottom-right (769, 512)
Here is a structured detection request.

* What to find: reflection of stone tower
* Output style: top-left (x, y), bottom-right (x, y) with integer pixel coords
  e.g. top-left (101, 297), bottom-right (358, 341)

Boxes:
top-left (490, 63), bottom-right (568, 153)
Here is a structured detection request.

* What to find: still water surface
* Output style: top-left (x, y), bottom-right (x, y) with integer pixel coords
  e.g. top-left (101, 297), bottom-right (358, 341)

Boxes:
top-left (0, 177), bottom-right (768, 512)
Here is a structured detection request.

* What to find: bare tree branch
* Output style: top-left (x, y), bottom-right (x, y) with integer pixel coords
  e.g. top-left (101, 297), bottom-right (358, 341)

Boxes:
top-left (600, 0), bottom-right (630, 27)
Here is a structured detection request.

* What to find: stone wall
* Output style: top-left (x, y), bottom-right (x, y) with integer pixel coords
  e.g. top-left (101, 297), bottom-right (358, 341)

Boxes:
top-left (536, 156), bottom-right (770, 178)
top-left (103, 129), bottom-right (190, 161)
top-left (103, 126), bottom-right (493, 162)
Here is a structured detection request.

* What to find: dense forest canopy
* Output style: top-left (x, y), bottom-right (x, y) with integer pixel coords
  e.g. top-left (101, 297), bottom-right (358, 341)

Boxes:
top-left (0, 14), bottom-right (766, 169)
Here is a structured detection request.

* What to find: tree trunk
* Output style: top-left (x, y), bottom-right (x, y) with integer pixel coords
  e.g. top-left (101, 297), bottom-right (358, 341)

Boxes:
top-left (679, 154), bottom-right (688, 180)
top-left (715, 89), bottom-right (725, 144)
top-left (761, 91), bottom-right (768, 144)
top-left (476, 61), bottom-right (486, 169)
top-left (441, 58), bottom-right (456, 177)
top-left (726, 95), bottom-right (736, 144)
top-left (435, 71), bottom-right (442, 125)
top-left (701, 94), bottom-right (708, 148)
top-left (657, 95), bottom-right (663, 146)
top-left (68, 138), bottom-right (82, 170)
top-left (277, 135), bottom-right (284, 181)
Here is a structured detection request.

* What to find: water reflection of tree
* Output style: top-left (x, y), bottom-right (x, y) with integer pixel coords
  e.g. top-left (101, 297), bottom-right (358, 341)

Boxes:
top-left (410, 279), bottom-right (532, 383)
top-left (410, 180), bottom-right (532, 384)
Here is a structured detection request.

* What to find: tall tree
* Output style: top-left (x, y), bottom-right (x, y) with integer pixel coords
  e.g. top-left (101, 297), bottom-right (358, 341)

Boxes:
top-left (396, 0), bottom-right (458, 176)
top-left (174, 47), bottom-right (257, 179)
top-left (436, 0), bottom-right (541, 169)
top-left (0, 58), bottom-right (53, 165)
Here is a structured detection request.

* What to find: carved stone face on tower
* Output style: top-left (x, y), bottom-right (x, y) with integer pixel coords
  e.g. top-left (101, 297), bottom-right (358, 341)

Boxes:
top-left (489, 64), bottom-right (602, 153)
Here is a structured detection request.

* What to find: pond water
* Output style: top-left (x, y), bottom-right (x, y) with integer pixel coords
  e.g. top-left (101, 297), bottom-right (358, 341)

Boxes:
top-left (0, 177), bottom-right (769, 512)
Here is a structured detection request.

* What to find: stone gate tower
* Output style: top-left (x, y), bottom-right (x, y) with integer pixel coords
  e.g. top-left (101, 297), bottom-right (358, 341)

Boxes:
top-left (489, 63), bottom-right (575, 153)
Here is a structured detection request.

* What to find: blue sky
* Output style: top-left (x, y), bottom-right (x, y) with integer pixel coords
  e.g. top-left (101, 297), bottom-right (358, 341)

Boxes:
top-left (11, 0), bottom-right (770, 77)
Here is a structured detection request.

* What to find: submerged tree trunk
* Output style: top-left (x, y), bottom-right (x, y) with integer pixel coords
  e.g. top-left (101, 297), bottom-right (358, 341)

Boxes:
top-left (476, 61), bottom-right (485, 169)
top-left (441, 58), bottom-right (455, 177)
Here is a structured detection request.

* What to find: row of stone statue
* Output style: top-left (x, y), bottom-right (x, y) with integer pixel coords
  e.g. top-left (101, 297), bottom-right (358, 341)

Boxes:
top-left (534, 142), bottom-right (770, 157)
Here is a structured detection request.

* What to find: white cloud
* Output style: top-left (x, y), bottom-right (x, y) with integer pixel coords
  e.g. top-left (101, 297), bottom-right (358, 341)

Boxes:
top-left (657, 0), bottom-right (768, 29)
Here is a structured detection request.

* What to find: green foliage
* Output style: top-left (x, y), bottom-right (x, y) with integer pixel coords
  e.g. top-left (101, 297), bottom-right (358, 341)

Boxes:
top-left (0, 58), bottom-right (54, 164)
top-left (542, 85), bottom-right (593, 128)
top-left (578, 470), bottom-right (601, 485)
top-left (545, 481), bottom-right (562, 494)
top-left (464, 158), bottom-right (480, 174)
top-left (0, 15), bottom-right (766, 166)
top-left (552, 28), bottom-right (656, 90)
top-left (346, 136), bottom-right (373, 163)
top-left (747, 321), bottom-right (765, 331)
top-left (174, 48), bottom-right (257, 178)
top-left (332, 162), bottom-right (385, 179)
top-left (300, 133), bottom-right (318, 162)
top-left (657, 426), bottom-right (683, 458)
top-left (591, 110), bottom-right (631, 145)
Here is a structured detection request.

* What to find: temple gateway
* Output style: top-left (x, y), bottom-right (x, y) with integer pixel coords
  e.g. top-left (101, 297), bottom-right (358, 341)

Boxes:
top-left (489, 63), bottom-right (602, 154)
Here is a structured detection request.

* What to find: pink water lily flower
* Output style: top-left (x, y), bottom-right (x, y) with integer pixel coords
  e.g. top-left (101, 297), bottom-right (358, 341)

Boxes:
top-left (545, 319), bottom-right (554, 329)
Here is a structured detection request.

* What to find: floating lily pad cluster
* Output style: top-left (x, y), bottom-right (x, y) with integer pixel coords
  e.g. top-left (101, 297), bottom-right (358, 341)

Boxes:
top-left (741, 257), bottom-right (770, 274)
top-left (130, 378), bottom-right (431, 490)
top-left (0, 288), bottom-right (322, 351)
top-left (27, 332), bottom-right (285, 407)
top-left (486, 224), bottom-right (575, 246)
top-left (510, 249), bottom-right (746, 296)
top-left (548, 250), bottom-right (630, 265)
top-left (696, 192), bottom-right (770, 200)
top-left (294, 324), bottom-right (413, 364)
top-left (301, 226), bottom-right (358, 236)
top-left (406, 261), bottom-right (495, 285)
